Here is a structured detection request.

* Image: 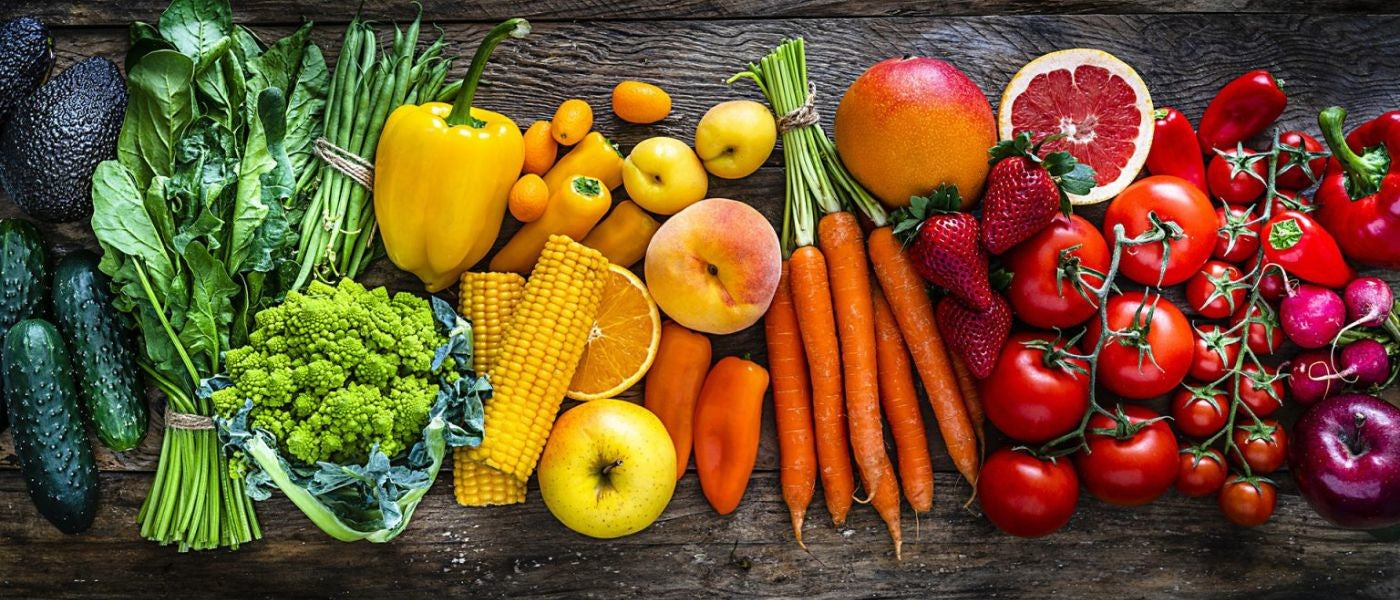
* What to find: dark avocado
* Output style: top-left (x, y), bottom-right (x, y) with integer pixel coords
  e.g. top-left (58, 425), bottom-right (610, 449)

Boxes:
top-left (0, 17), bottom-right (54, 123)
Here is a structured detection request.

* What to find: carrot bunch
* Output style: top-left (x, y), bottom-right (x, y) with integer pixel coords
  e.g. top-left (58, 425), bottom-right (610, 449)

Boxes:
top-left (738, 38), bottom-right (982, 560)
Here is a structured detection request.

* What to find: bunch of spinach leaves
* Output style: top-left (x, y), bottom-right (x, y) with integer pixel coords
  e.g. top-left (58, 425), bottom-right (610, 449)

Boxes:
top-left (88, 0), bottom-right (326, 551)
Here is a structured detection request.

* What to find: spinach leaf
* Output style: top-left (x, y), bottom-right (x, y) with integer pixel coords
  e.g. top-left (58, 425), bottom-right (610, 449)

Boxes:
top-left (246, 22), bottom-right (312, 101)
top-left (158, 0), bottom-right (232, 63)
top-left (179, 241), bottom-right (238, 370)
top-left (228, 88), bottom-right (275, 273)
top-left (118, 50), bottom-right (196, 188)
top-left (125, 21), bottom-right (174, 72)
top-left (284, 44), bottom-right (328, 178)
top-left (91, 161), bottom-right (178, 291)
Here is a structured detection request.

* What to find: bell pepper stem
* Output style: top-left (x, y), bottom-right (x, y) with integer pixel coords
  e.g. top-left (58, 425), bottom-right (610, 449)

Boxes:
top-left (446, 18), bottom-right (530, 127)
top-left (1319, 106), bottom-right (1389, 198)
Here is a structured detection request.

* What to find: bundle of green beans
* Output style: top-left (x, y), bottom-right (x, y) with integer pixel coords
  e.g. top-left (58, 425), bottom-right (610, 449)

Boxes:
top-left (292, 15), bottom-right (453, 290)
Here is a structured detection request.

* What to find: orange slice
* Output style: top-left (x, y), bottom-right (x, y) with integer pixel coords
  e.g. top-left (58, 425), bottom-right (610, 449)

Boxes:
top-left (567, 264), bottom-right (661, 401)
top-left (998, 49), bottom-right (1154, 205)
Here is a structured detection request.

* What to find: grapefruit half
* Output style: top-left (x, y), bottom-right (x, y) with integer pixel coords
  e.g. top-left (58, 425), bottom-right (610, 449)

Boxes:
top-left (998, 49), bottom-right (1153, 205)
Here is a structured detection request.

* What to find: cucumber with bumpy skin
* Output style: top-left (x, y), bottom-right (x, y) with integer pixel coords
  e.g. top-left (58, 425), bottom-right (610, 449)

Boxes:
top-left (53, 250), bottom-right (146, 451)
top-left (4, 318), bottom-right (98, 534)
top-left (0, 218), bottom-right (47, 433)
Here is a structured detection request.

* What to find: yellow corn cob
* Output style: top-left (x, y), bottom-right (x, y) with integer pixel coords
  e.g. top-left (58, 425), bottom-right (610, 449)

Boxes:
top-left (454, 271), bottom-right (529, 506)
top-left (463, 235), bottom-right (607, 482)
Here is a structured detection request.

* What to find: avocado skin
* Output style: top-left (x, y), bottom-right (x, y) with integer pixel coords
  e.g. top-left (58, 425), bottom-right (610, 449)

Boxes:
top-left (0, 17), bottom-right (54, 123)
top-left (0, 57), bottom-right (127, 223)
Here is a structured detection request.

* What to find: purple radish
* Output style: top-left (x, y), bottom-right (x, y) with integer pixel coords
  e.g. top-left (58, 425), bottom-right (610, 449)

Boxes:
top-left (1279, 283), bottom-right (1347, 349)
top-left (1343, 277), bottom-right (1394, 327)
top-left (1289, 350), bottom-right (1340, 406)
top-left (1338, 338), bottom-right (1390, 387)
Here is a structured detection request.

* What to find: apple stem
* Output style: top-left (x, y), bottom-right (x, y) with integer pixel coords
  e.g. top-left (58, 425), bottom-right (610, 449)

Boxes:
top-left (602, 459), bottom-right (624, 476)
top-left (1346, 412), bottom-right (1370, 456)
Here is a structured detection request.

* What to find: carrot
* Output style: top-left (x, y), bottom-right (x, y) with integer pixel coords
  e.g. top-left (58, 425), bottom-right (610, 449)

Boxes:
top-left (787, 244), bottom-right (855, 526)
top-left (872, 287), bottom-right (934, 514)
top-left (765, 262), bottom-right (818, 548)
top-left (818, 212), bottom-right (901, 557)
top-left (867, 226), bottom-right (980, 486)
top-left (948, 352), bottom-right (986, 457)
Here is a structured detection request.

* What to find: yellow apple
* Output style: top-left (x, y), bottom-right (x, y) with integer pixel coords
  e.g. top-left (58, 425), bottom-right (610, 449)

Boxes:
top-left (537, 399), bottom-right (677, 539)
top-left (622, 136), bottom-right (708, 215)
top-left (694, 100), bottom-right (777, 179)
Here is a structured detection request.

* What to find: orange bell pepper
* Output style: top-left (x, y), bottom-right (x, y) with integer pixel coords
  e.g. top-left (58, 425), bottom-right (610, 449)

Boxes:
top-left (643, 322), bottom-right (712, 480)
top-left (693, 356), bottom-right (769, 515)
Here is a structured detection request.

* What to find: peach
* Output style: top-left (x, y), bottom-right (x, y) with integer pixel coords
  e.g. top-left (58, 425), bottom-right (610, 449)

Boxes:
top-left (644, 198), bottom-right (780, 334)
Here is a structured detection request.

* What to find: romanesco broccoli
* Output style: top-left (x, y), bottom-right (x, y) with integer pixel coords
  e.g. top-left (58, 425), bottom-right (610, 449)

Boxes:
top-left (213, 279), bottom-right (448, 465)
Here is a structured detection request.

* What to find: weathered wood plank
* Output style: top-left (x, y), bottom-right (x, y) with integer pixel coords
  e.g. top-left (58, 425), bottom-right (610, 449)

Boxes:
top-left (1, 470), bottom-right (1397, 598)
top-left (7, 0), bottom-right (1399, 27)
top-left (4, 13), bottom-right (1400, 476)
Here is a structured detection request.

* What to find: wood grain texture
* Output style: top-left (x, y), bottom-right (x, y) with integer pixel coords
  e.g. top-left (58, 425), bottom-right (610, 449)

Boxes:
top-left (7, 0), bottom-right (1399, 27)
top-left (1, 10), bottom-right (1400, 599)
top-left (1, 471), bottom-right (1396, 598)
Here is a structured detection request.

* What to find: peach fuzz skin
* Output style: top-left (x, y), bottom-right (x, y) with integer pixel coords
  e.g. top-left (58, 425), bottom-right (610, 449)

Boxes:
top-left (644, 198), bottom-right (781, 335)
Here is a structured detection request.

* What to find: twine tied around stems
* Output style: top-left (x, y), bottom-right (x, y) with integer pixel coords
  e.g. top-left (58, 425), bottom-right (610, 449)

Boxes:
top-left (776, 83), bottom-right (820, 134)
top-left (165, 409), bottom-right (215, 431)
top-left (314, 137), bottom-right (375, 190)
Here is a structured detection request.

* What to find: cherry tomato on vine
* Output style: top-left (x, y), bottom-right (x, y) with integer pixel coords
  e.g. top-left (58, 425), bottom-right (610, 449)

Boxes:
top-left (1003, 214), bottom-right (1111, 329)
top-left (1102, 176), bottom-right (1217, 286)
top-left (980, 333), bottom-right (1091, 443)
top-left (1170, 385), bottom-right (1228, 438)
top-left (1074, 405), bottom-right (1180, 506)
top-left (978, 448), bottom-right (1080, 538)
top-left (1084, 291), bottom-right (1193, 399)
top-left (1238, 363), bottom-right (1286, 417)
top-left (1218, 476), bottom-right (1277, 527)
top-left (1213, 204), bottom-right (1261, 263)
top-left (1269, 189), bottom-right (1312, 216)
top-left (1190, 324), bottom-right (1241, 381)
top-left (1274, 130), bottom-right (1327, 191)
top-left (1186, 260), bottom-right (1248, 319)
top-left (1207, 146), bottom-right (1268, 205)
top-left (1244, 255), bottom-right (1287, 303)
top-left (1231, 302), bottom-right (1284, 356)
top-left (1176, 448), bottom-right (1227, 497)
top-left (1232, 418), bottom-right (1288, 474)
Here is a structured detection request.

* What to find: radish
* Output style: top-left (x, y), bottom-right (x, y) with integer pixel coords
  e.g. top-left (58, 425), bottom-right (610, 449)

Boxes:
top-left (1288, 350), bottom-right (1339, 406)
top-left (1338, 338), bottom-right (1390, 387)
top-left (1343, 277), bottom-right (1394, 327)
top-left (1279, 283), bottom-right (1347, 349)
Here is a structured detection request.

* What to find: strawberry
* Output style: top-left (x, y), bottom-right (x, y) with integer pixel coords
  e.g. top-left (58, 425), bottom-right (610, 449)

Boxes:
top-left (981, 132), bottom-right (1098, 255)
top-left (935, 292), bottom-right (1011, 379)
top-left (892, 185), bottom-right (994, 311)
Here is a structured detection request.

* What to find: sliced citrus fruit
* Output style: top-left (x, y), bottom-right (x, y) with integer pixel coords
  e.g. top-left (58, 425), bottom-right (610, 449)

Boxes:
top-left (567, 264), bottom-right (662, 401)
top-left (998, 48), bottom-right (1154, 205)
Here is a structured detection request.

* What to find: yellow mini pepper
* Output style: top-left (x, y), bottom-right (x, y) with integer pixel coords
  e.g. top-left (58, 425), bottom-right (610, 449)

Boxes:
top-left (581, 200), bottom-right (661, 268)
top-left (490, 175), bottom-right (611, 274)
top-left (542, 131), bottom-right (624, 194)
top-left (375, 19), bottom-right (531, 292)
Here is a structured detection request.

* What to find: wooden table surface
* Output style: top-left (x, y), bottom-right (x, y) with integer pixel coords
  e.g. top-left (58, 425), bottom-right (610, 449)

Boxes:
top-left (3, 1), bottom-right (1400, 598)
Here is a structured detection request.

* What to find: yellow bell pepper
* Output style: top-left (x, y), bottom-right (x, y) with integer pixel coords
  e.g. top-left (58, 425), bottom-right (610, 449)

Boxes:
top-left (542, 131), bottom-right (624, 194)
top-left (581, 200), bottom-right (661, 268)
top-left (490, 175), bottom-right (611, 274)
top-left (374, 19), bottom-right (531, 292)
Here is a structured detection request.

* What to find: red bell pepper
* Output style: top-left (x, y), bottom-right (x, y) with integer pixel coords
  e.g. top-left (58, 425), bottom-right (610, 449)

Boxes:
top-left (1261, 209), bottom-right (1355, 288)
top-left (1146, 108), bottom-right (1207, 193)
top-left (1314, 106), bottom-right (1400, 269)
top-left (1197, 70), bottom-right (1287, 154)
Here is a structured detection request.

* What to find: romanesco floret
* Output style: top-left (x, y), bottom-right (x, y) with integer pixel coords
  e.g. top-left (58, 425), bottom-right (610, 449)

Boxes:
top-left (212, 279), bottom-right (448, 466)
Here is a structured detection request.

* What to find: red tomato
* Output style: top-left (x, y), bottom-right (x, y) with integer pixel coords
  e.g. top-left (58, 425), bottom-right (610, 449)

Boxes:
top-left (1074, 405), bottom-right (1180, 506)
top-left (1189, 324), bottom-right (1241, 381)
top-left (1083, 291), bottom-right (1193, 399)
top-left (1244, 255), bottom-right (1286, 302)
top-left (1170, 385), bottom-right (1228, 438)
top-left (1206, 146), bottom-right (1268, 205)
top-left (1003, 214), bottom-right (1111, 329)
top-left (980, 333), bottom-right (1090, 443)
top-left (1213, 204), bottom-right (1261, 263)
top-left (1231, 303), bottom-right (1284, 356)
top-left (1232, 418), bottom-right (1288, 474)
top-left (1103, 176), bottom-right (1217, 286)
top-left (1238, 363), bottom-right (1286, 417)
top-left (1269, 189), bottom-right (1313, 216)
top-left (1185, 260), bottom-right (1247, 319)
top-left (1218, 476), bottom-right (1277, 527)
top-left (978, 448), bottom-right (1080, 538)
top-left (1176, 448), bottom-right (1227, 497)
top-left (1274, 130), bottom-right (1327, 191)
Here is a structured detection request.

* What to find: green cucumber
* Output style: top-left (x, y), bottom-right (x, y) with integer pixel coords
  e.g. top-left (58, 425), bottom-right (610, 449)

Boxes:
top-left (0, 218), bottom-right (47, 434)
top-left (4, 318), bottom-right (97, 534)
top-left (53, 250), bottom-right (146, 451)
